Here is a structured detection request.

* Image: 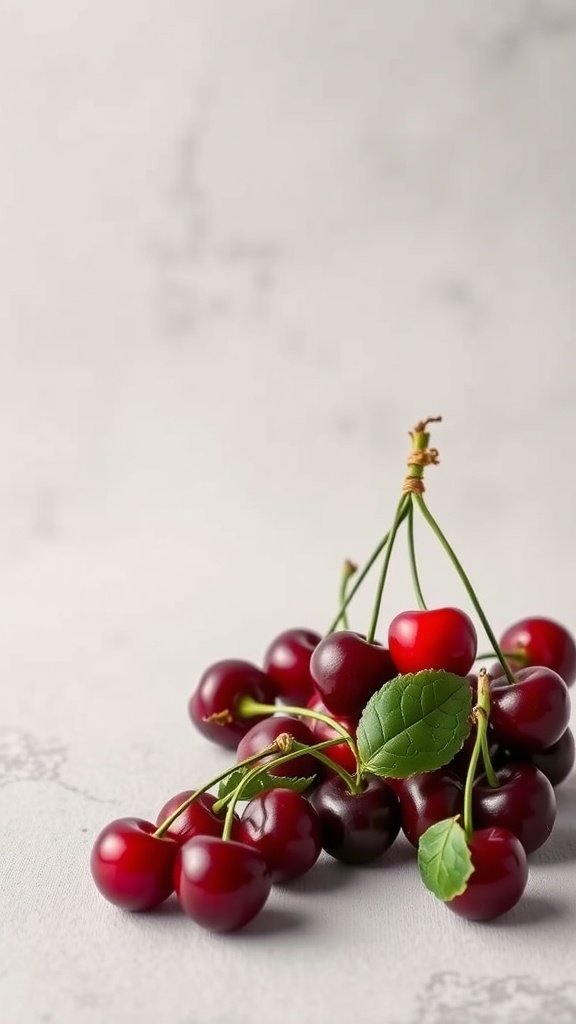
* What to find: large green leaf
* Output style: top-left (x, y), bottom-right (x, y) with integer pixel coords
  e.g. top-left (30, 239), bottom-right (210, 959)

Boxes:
top-left (418, 816), bottom-right (474, 901)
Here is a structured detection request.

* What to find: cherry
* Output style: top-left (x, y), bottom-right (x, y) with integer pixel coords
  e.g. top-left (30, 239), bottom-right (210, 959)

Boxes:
top-left (400, 769), bottom-right (463, 848)
top-left (499, 617), bottom-right (576, 687)
top-left (388, 607), bottom-right (477, 677)
top-left (310, 774), bottom-right (401, 864)
top-left (188, 660), bottom-right (276, 750)
top-left (263, 628), bottom-right (321, 704)
top-left (236, 716), bottom-right (318, 780)
top-left (530, 728), bottom-right (575, 787)
top-left (237, 789), bottom-right (322, 883)
top-left (310, 630), bottom-right (397, 717)
top-left (489, 667), bottom-right (571, 752)
top-left (473, 762), bottom-right (556, 854)
top-left (305, 694), bottom-right (359, 775)
top-left (447, 827), bottom-right (528, 921)
top-left (156, 791), bottom-right (237, 845)
top-left (174, 836), bottom-right (271, 932)
top-left (91, 818), bottom-right (178, 911)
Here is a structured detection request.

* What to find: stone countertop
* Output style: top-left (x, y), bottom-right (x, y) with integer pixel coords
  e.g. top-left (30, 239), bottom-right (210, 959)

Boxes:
top-left (1, 3), bottom-right (576, 1022)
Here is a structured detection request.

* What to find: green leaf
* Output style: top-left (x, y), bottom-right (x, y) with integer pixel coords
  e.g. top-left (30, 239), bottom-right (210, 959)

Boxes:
top-left (217, 768), bottom-right (314, 802)
top-left (418, 816), bottom-right (474, 901)
top-left (356, 670), bottom-right (472, 778)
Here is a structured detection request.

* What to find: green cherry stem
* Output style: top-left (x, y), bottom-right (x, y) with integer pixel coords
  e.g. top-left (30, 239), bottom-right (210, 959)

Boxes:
top-left (414, 493), bottom-right (516, 687)
top-left (407, 498), bottom-right (427, 611)
top-left (335, 560), bottom-right (358, 631)
top-left (480, 729), bottom-right (499, 789)
top-left (153, 740), bottom-right (283, 838)
top-left (463, 671), bottom-right (492, 839)
top-left (366, 494), bottom-right (410, 645)
top-left (221, 736), bottom-right (353, 841)
top-left (237, 695), bottom-right (360, 766)
top-left (475, 650), bottom-right (528, 667)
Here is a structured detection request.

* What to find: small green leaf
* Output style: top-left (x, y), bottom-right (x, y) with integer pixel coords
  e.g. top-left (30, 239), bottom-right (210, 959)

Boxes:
top-left (356, 669), bottom-right (472, 777)
top-left (418, 816), bottom-right (474, 901)
top-left (217, 768), bottom-right (314, 802)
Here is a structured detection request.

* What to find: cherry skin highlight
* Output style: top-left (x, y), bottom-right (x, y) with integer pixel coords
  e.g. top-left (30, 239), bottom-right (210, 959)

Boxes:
top-left (489, 666), bottom-right (571, 753)
top-left (237, 789), bottom-right (322, 883)
top-left (310, 630), bottom-right (397, 717)
top-left (499, 617), bottom-right (576, 687)
top-left (400, 769), bottom-right (463, 848)
top-left (264, 628), bottom-right (321, 704)
top-left (447, 827), bottom-right (528, 921)
top-left (310, 774), bottom-right (401, 864)
top-left (305, 694), bottom-right (359, 775)
top-left (90, 818), bottom-right (178, 911)
top-left (174, 836), bottom-right (271, 932)
top-left (388, 608), bottom-right (477, 677)
top-left (236, 716), bottom-right (318, 780)
top-left (473, 762), bottom-right (556, 854)
top-left (188, 659), bottom-right (276, 750)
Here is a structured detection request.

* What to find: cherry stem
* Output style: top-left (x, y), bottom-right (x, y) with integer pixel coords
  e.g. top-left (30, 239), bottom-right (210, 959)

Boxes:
top-left (463, 672), bottom-right (492, 839)
top-left (414, 493), bottom-right (516, 687)
top-left (476, 650), bottom-right (528, 667)
top-left (152, 741), bottom-right (283, 838)
top-left (366, 495), bottom-right (409, 645)
top-left (237, 695), bottom-right (360, 767)
top-left (407, 498), bottom-right (427, 611)
top-left (222, 736), bottom-right (351, 841)
top-left (480, 729), bottom-right (499, 789)
top-left (335, 560), bottom-right (358, 631)
top-left (325, 504), bottom-right (410, 635)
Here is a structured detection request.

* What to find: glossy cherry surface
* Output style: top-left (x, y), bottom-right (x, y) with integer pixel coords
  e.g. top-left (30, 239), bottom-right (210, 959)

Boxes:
top-left (237, 789), bottom-right (322, 883)
top-left (310, 630), bottom-right (397, 717)
top-left (388, 607), bottom-right (477, 677)
top-left (489, 667), bottom-right (571, 752)
top-left (305, 694), bottom-right (359, 775)
top-left (400, 769), bottom-right (463, 848)
top-left (310, 774), bottom-right (401, 864)
top-left (236, 716), bottom-right (318, 780)
top-left (473, 762), bottom-right (556, 854)
top-left (91, 818), bottom-right (178, 911)
top-left (263, 628), bottom-right (321, 704)
top-left (500, 617), bottom-right (576, 687)
top-left (156, 791), bottom-right (230, 845)
top-left (174, 836), bottom-right (271, 932)
top-left (530, 728), bottom-right (575, 787)
top-left (447, 827), bottom-right (528, 921)
top-left (188, 660), bottom-right (276, 749)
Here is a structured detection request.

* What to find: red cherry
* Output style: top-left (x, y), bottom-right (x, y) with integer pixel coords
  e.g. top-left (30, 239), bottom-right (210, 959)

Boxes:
top-left (188, 660), bottom-right (276, 750)
top-left (447, 827), bottom-right (528, 921)
top-left (155, 791), bottom-right (232, 845)
top-left (174, 836), bottom-right (271, 932)
top-left (310, 630), bottom-right (397, 717)
top-left (473, 762), bottom-right (556, 854)
top-left (489, 667), bottom-right (571, 752)
top-left (388, 608), bottom-right (477, 677)
top-left (236, 716), bottom-right (318, 780)
top-left (90, 818), bottom-right (178, 911)
top-left (237, 789), bottom-right (322, 883)
top-left (530, 728), bottom-right (575, 787)
top-left (400, 769), bottom-right (463, 848)
top-left (310, 774), bottom-right (401, 864)
top-left (263, 628), bottom-right (321, 704)
top-left (499, 617), bottom-right (576, 687)
top-left (305, 695), bottom-right (359, 775)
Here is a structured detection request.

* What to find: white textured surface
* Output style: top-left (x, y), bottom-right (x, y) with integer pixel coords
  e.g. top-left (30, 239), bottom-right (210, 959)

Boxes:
top-left (2, 3), bottom-right (576, 1022)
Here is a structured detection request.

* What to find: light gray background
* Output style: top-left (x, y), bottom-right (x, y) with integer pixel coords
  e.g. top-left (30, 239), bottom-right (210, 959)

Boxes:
top-left (1, 3), bottom-right (576, 1022)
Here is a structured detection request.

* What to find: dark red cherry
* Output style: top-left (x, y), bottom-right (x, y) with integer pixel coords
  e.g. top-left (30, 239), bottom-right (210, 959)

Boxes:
top-left (447, 827), bottom-right (528, 921)
top-left (305, 694), bottom-right (359, 775)
top-left (263, 628), bottom-right (321, 704)
top-left (90, 818), bottom-right (178, 911)
top-left (489, 667), bottom-right (571, 752)
top-left (174, 836), bottom-right (271, 932)
top-left (530, 728), bottom-right (575, 787)
top-left (388, 607), bottom-right (477, 676)
top-left (310, 774), bottom-right (401, 864)
top-left (188, 660), bottom-right (276, 750)
top-left (237, 789), bottom-right (322, 883)
top-left (400, 769), bottom-right (463, 848)
top-left (310, 630), bottom-right (397, 717)
top-left (156, 791), bottom-right (235, 845)
top-left (499, 617), bottom-right (576, 687)
top-left (473, 762), bottom-right (556, 854)
top-left (236, 716), bottom-right (318, 780)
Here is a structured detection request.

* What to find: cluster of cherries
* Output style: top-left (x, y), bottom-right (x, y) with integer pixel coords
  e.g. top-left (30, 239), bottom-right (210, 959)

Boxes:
top-left (91, 612), bottom-right (575, 931)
